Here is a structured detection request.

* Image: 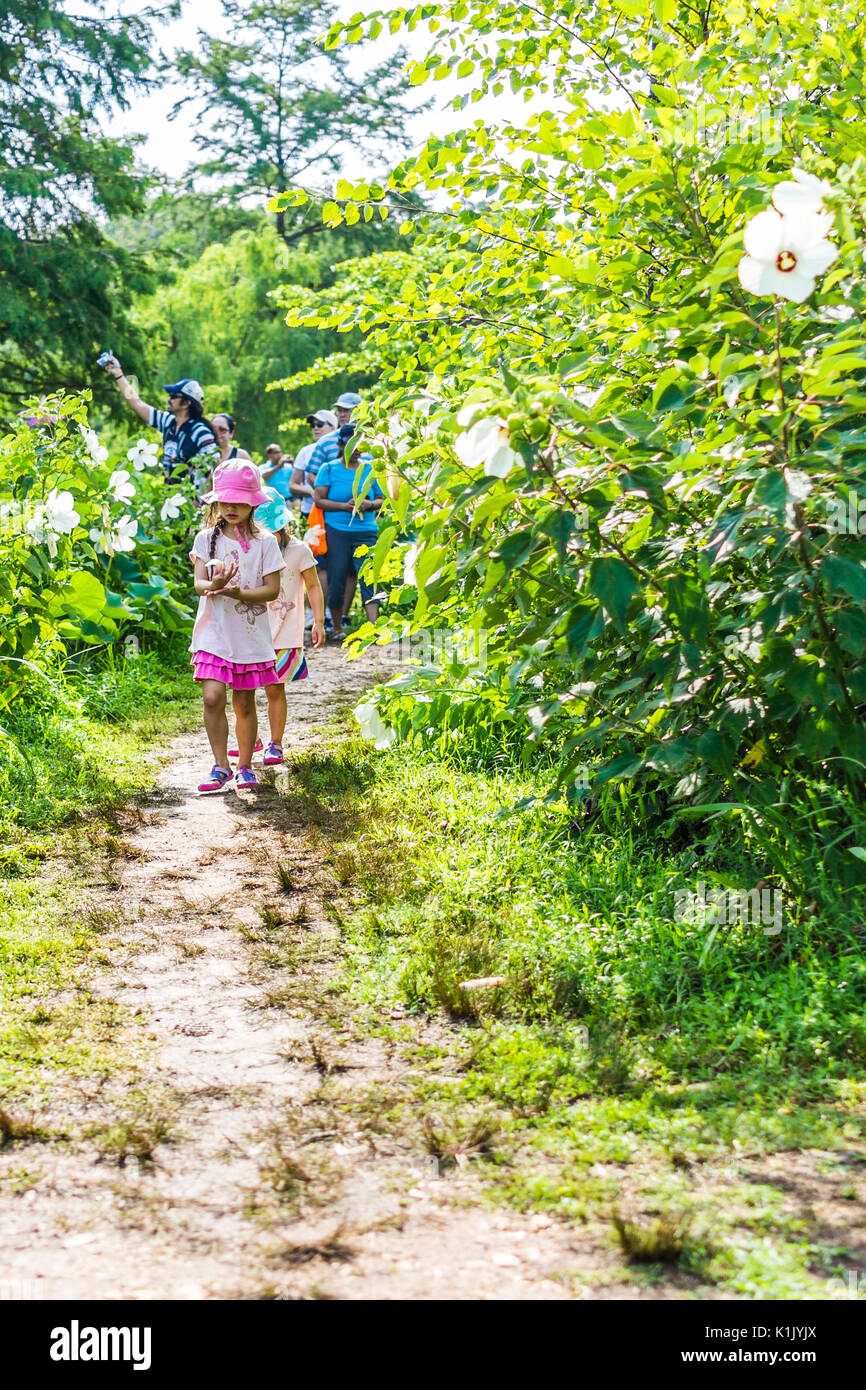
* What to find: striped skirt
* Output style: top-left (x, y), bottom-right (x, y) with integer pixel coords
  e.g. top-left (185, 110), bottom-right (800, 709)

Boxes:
top-left (273, 647), bottom-right (308, 683)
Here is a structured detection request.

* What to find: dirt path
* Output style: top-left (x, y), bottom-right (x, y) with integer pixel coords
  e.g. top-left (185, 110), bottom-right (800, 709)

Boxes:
top-left (0, 645), bottom-right (584, 1300)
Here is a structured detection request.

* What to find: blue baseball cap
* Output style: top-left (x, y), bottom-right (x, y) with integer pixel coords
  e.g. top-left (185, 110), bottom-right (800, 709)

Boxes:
top-left (256, 486), bottom-right (289, 533)
top-left (163, 378), bottom-right (204, 405)
top-left (334, 391), bottom-right (362, 411)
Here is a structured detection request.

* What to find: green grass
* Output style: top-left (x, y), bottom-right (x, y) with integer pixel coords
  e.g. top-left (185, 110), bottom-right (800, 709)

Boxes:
top-left (0, 638), bottom-right (199, 1103)
top-left (0, 644), bottom-right (199, 834)
top-left (301, 735), bottom-right (866, 1078)
top-left (282, 725), bottom-right (866, 1299)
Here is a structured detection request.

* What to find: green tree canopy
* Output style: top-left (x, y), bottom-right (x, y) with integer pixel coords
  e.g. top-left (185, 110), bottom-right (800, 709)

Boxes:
top-left (129, 218), bottom-right (396, 454)
top-left (172, 0), bottom-right (421, 243)
top-left (0, 0), bottom-right (166, 416)
top-left (108, 186), bottom-right (262, 279)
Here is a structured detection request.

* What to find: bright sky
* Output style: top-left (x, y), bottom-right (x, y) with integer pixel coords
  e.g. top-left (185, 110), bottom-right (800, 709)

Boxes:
top-left (112, 0), bottom-right (550, 188)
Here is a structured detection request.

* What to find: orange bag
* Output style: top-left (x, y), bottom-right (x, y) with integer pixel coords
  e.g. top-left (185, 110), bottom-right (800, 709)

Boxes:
top-left (306, 502), bottom-right (327, 556)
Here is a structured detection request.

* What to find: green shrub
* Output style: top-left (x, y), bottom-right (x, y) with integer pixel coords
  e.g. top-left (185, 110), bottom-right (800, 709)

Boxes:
top-left (283, 4), bottom-right (866, 916)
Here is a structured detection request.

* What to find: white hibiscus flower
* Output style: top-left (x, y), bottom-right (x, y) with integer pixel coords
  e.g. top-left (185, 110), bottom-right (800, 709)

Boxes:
top-left (820, 304), bottom-right (855, 323)
top-left (91, 515), bottom-right (138, 556)
top-left (45, 489), bottom-right (80, 534)
top-left (81, 426), bottom-right (109, 464)
top-left (160, 492), bottom-right (186, 522)
top-left (456, 403), bottom-right (485, 428)
top-left (454, 416), bottom-right (518, 479)
top-left (127, 438), bottom-right (160, 472)
top-left (737, 208), bottom-right (838, 303)
top-left (354, 701), bottom-right (397, 750)
top-left (109, 469), bottom-right (136, 504)
top-left (772, 168), bottom-right (835, 218)
top-left (110, 514), bottom-right (138, 553)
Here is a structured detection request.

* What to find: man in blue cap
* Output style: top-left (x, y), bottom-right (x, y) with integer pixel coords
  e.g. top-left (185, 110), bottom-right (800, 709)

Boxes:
top-left (102, 355), bottom-right (218, 487)
top-left (334, 390), bottom-right (362, 428)
top-left (307, 391), bottom-right (362, 477)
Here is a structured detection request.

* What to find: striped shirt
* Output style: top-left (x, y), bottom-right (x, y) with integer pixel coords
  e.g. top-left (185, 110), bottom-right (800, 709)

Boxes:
top-left (148, 408), bottom-right (218, 484)
top-left (293, 440), bottom-right (319, 514)
top-left (306, 432), bottom-right (345, 475)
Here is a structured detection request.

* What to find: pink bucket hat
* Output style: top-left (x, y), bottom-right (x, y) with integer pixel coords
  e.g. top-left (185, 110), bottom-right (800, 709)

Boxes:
top-left (203, 461), bottom-right (268, 506)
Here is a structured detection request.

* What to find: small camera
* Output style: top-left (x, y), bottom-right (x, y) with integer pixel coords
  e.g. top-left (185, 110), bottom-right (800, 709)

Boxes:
top-left (96, 349), bottom-right (114, 369)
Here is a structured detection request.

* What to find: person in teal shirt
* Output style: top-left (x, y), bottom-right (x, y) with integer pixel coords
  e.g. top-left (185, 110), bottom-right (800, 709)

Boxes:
top-left (313, 424), bottom-right (384, 640)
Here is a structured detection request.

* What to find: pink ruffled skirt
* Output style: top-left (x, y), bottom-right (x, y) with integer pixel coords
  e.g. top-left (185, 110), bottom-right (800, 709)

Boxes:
top-left (192, 651), bottom-right (278, 689)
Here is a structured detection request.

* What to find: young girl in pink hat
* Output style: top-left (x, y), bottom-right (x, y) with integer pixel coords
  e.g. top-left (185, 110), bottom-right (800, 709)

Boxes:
top-left (225, 487), bottom-right (326, 767)
top-left (190, 461), bottom-right (285, 793)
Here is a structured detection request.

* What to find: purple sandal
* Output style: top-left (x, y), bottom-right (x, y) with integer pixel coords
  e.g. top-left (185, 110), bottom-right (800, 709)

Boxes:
top-left (198, 765), bottom-right (233, 795)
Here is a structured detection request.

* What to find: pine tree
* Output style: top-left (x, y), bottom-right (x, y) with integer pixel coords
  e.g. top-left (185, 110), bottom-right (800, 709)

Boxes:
top-left (0, 1), bottom-right (162, 413)
top-left (173, 0), bottom-right (420, 244)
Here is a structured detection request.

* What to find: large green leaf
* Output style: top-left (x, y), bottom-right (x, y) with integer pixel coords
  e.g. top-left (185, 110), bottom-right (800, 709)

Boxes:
top-left (48, 569), bottom-right (110, 624)
top-left (823, 555), bottom-right (866, 602)
top-left (589, 557), bottom-right (637, 630)
top-left (665, 575), bottom-right (711, 646)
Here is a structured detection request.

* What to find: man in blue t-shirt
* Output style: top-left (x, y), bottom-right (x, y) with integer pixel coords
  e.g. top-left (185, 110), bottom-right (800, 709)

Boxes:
top-left (313, 424), bottom-right (384, 641)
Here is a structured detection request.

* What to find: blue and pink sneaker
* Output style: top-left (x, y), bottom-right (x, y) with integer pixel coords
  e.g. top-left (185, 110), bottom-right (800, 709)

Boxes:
top-left (263, 742), bottom-right (283, 766)
top-left (235, 765), bottom-right (259, 790)
top-left (198, 766), bottom-right (233, 795)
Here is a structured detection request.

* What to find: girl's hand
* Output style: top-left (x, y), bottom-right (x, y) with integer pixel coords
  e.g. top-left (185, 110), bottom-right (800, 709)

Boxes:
top-left (310, 621), bottom-right (326, 649)
top-left (205, 558), bottom-right (238, 594)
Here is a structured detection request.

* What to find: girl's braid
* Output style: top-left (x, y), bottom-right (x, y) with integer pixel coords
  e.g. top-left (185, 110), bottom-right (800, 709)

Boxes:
top-left (208, 514), bottom-right (227, 560)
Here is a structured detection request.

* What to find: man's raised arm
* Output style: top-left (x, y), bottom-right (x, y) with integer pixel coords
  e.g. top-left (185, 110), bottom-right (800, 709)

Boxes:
top-left (102, 354), bottom-right (153, 425)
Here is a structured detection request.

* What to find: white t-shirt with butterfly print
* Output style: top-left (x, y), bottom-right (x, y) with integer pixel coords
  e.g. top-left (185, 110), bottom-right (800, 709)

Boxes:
top-left (190, 526), bottom-right (285, 664)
